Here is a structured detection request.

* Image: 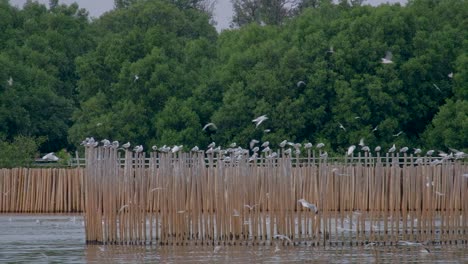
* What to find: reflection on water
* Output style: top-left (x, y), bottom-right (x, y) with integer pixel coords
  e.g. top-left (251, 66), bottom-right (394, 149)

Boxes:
top-left (0, 215), bottom-right (467, 263)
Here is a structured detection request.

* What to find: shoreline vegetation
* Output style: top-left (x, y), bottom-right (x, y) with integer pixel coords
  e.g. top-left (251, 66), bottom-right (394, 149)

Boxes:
top-left (0, 0), bottom-right (466, 167)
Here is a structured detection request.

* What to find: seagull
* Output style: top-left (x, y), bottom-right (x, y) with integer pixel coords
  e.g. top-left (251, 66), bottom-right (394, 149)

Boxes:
top-left (347, 145), bottom-right (356, 156)
top-left (233, 209), bottom-right (240, 217)
top-left (152, 145), bottom-right (158, 151)
top-left (400, 147), bottom-right (409, 153)
top-left (375, 146), bottom-right (381, 152)
top-left (297, 198), bottom-right (318, 213)
top-left (448, 72), bottom-right (453, 78)
top-left (414, 148), bottom-right (422, 155)
top-left (261, 146), bottom-right (271, 153)
top-left (320, 151), bottom-right (328, 158)
top-left (252, 146), bottom-right (259, 153)
top-left (279, 140), bottom-right (288, 148)
top-left (250, 139), bottom-right (259, 149)
top-left (244, 204), bottom-right (258, 210)
top-left (264, 129), bottom-right (271, 133)
top-left (7, 76), bottom-right (13, 86)
top-left (42, 152), bottom-right (59, 161)
top-left (207, 142), bottom-right (216, 149)
top-left (191, 146), bottom-right (199, 152)
top-left (133, 145), bottom-right (143, 153)
top-left (213, 246), bottom-right (222, 253)
top-left (393, 131), bottom-right (403, 137)
top-left (361, 146), bottom-right (370, 152)
top-left (426, 150), bottom-right (434, 156)
top-left (304, 143), bottom-right (313, 149)
top-left (101, 139), bottom-right (111, 147)
top-left (432, 83), bottom-right (442, 92)
top-left (171, 145), bottom-right (182, 153)
top-left (372, 126), bottom-right (378, 132)
top-left (283, 148), bottom-right (292, 155)
top-left (354, 116), bottom-right (361, 119)
top-left (122, 142), bottom-right (131, 149)
top-left (261, 141), bottom-right (270, 148)
top-left (358, 138), bottom-right (365, 147)
top-left (203, 123), bottom-right (217, 131)
top-left (316, 143), bottom-right (325, 149)
top-left (134, 75), bottom-right (139, 81)
top-left (327, 46), bottom-right (334, 54)
top-left (273, 234), bottom-right (293, 244)
top-left (338, 122), bottom-right (346, 131)
top-left (111, 141), bottom-right (119, 148)
top-left (252, 115), bottom-right (268, 128)
top-left (296, 81), bottom-right (306, 87)
top-left (381, 51), bottom-right (393, 64)
top-left (118, 204), bottom-right (129, 213)
top-left (388, 144), bottom-right (396, 153)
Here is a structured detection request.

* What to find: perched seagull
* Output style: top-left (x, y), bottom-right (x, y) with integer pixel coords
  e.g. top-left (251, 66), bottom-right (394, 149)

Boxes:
top-left (432, 83), bottom-right (442, 92)
top-left (42, 152), bottom-right (59, 161)
top-left (393, 131), bottom-right (403, 137)
top-left (298, 199), bottom-right (318, 214)
top-left (304, 143), bottom-right (313, 149)
top-left (381, 51), bottom-right (393, 64)
top-left (296, 81), bottom-right (306, 87)
top-left (400, 147), bottom-right (409, 153)
top-left (361, 146), bottom-right (370, 152)
top-left (133, 145), bottom-right (143, 153)
top-left (388, 144), bottom-right (396, 153)
top-left (191, 146), bottom-right (199, 152)
top-left (414, 148), bottom-right (422, 155)
top-left (261, 141), bottom-right (270, 148)
top-left (122, 142), bottom-right (131, 149)
top-left (426, 150), bottom-right (435, 156)
top-left (375, 146), bottom-right (381, 152)
top-left (252, 146), bottom-right (260, 153)
top-left (171, 145), bottom-right (182, 153)
top-left (261, 146), bottom-right (271, 153)
top-left (112, 141), bottom-right (119, 148)
top-left (152, 145), bottom-right (158, 151)
top-left (320, 151), bottom-right (328, 158)
top-left (338, 122), bottom-right (346, 131)
top-left (316, 143), bottom-right (325, 149)
top-left (101, 139), bottom-right (111, 147)
top-left (7, 76), bottom-right (13, 86)
top-left (207, 142), bottom-right (216, 149)
top-left (252, 115), bottom-right (268, 128)
top-left (229, 142), bottom-right (237, 148)
top-left (448, 72), bottom-right (453, 78)
top-left (203, 123), bottom-right (217, 131)
top-left (347, 145), bottom-right (356, 156)
top-left (279, 140), bottom-right (288, 148)
top-left (283, 148), bottom-right (292, 155)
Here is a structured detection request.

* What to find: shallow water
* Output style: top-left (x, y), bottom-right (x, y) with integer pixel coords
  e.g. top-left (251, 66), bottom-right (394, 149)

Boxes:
top-left (0, 215), bottom-right (467, 263)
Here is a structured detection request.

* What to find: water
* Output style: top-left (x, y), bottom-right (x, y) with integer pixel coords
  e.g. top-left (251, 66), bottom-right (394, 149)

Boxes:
top-left (0, 215), bottom-right (467, 263)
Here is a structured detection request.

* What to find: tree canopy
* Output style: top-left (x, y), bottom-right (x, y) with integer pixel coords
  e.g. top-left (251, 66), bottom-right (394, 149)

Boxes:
top-left (0, 0), bottom-right (466, 162)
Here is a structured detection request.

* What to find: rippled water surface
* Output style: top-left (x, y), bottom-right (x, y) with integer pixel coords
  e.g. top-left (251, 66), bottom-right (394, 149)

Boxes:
top-left (0, 215), bottom-right (467, 263)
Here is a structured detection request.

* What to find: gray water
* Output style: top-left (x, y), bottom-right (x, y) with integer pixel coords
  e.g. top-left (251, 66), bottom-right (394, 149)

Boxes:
top-left (0, 215), bottom-right (467, 263)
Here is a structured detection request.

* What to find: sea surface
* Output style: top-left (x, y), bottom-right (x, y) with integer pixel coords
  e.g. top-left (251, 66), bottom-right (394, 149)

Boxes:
top-left (0, 215), bottom-right (467, 263)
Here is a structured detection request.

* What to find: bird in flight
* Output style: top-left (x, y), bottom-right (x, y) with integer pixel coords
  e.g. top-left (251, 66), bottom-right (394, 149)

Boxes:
top-left (296, 81), bottom-right (306, 87)
top-left (381, 51), bottom-right (393, 64)
top-left (393, 131), bottom-right (403, 137)
top-left (338, 122), bottom-right (346, 131)
top-left (7, 76), bottom-right (13, 86)
top-left (134, 75), bottom-right (139, 82)
top-left (347, 145), bottom-right (356, 156)
top-left (203, 122), bottom-right (217, 131)
top-left (252, 115), bottom-right (268, 128)
top-left (297, 199), bottom-right (318, 213)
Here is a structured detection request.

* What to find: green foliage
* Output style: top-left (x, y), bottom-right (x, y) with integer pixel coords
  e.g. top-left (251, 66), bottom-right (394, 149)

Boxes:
top-left (0, 136), bottom-right (45, 168)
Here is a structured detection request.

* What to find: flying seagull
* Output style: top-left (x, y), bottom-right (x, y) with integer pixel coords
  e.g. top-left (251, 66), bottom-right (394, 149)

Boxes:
top-left (432, 83), bottom-right (442, 92)
top-left (252, 115), bottom-right (268, 128)
top-left (42, 152), bottom-right (59, 161)
top-left (203, 122), bottom-right (217, 131)
top-left (381, 51), bottom-right (393, 64)
top-left (7, 76), bottom-right (13, 86)
top-left (338, 122), bottom-right (346, 131)
top-left (347, 145), bottom-right (356, 156)
top-left (296, 81), bottom-right (306, 87)
top-left (297, 198), bottom-right (318, 214)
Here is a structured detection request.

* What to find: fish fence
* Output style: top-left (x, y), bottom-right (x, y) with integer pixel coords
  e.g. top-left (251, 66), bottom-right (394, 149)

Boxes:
top-left (82, 146), bottom-right (468, 246)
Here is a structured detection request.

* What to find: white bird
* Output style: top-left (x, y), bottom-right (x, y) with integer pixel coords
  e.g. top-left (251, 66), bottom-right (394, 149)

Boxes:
top-left (372, 126), bottom-right (378, 132)
top-left (262, 146), bottom-right (271, 153)
top-left (375, 146), bottom-right (381, 152)
top-left (347, 145), bottom-right (356, 156)
top-left (426, 150), bottom-right (434, 156)
top-left (400, 147), bottom-right (409, 153)
top-left (244, 204), bottom-right (258, 210)
top-left (361, 146), bottom-right (370, 152)
top-left (261, 141), bottom-right (270, 148)
top-left (118, 204), bottom-right (129, 213)
top-left (252, 146), bottom-right (259, 153)
top-left (283, 148), bottom-right (292, 155)
top-left (414, 148), bottom-right (422, 155)
top-left (42, 152), bottom-right (59, 161)
top-left (358, 138), bottom-right (365, 147)
top-left (432, 83), bottom-right (442, 92)
top-left (191, 146), bottom-right (199, 152)
top-left (264, 129), bottom-right (271, 133)
top-left (448, 72), bottom-right (453, 78)
top-left (304, 143), bottom-right (313, 149)
top-left (229, 142), bottom-right (237, 148)
top-left (122, 142), bottom-right (131, 149)
top-left (388, 144), bottom-right (396, 153)
top-left (381, 51), bottom-right (393, 64)
top-left (101, 139), bottom-right (111, 147)
top-left (279, 140), bottom-right (288, 148)
top-left (152, 145), bottom-right (158, 151)
top-left (297, 199), bottom-right (318, 213)
top-left (296, 81), bottom-right (306, 87)
top-left (250, 139), bottom-right (259, 149)
top-left (7, 76), bottom-right (13, 86)
top-left (134, 75), bottom-right (139, 81)
top-left (338, 122), bottom-right (346, 131)
top-left (207, 142), bottom-right (216, 149)
top-left (133, 145), bottom-right (143, 153)
top-left (203, 123), bottom-right (217, 131)
top-left (317, 143), bottom-right (325, 149)
top-left (320, 151), bottom-right (328, 158)
top-left (252, 115), bottom-right (268, 128)
top-left (393, 131), bottom-right (403, 137)
top-left (111, 141), bottom-right (119, 148)
top-left (233, 209), bottom-right (240, 217)
top-left (327, 46), bottom-right (334, 54)
top-left (171, 145), bottom-right (182, 153)
top-left (273, 234), bottom-right (293, 244)
top-left (213, 246), bottom-right (222, 253)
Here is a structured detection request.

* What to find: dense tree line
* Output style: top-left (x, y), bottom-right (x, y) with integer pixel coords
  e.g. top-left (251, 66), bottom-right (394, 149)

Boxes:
top-left (0, 0), bottom-right (466, 163)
